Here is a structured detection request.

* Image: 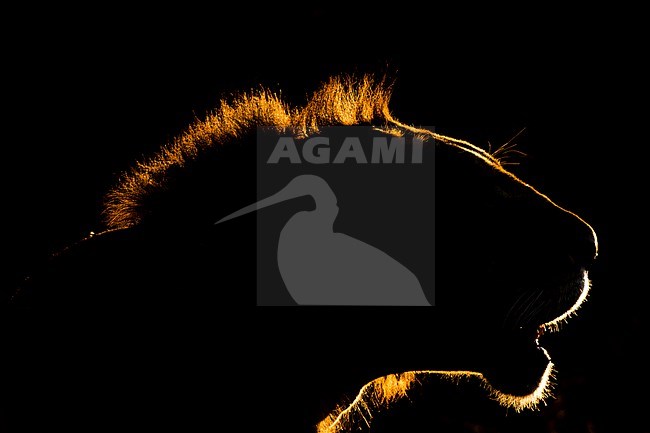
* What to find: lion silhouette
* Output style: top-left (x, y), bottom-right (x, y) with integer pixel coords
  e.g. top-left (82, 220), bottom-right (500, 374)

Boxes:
top-left (8, 76), bottom-right (597, 432)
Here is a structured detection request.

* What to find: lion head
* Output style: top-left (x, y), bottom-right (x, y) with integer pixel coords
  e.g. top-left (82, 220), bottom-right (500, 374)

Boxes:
top-left (9, 76), bottom-right (597, 432)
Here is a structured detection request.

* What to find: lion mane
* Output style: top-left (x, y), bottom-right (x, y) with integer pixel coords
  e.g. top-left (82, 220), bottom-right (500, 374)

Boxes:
top-left (103, 75), bottom-right (504, 230)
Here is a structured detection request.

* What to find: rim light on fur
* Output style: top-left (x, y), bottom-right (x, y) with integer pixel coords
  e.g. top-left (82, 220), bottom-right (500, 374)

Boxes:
top-left (102, 75), bottom-right (598, 433)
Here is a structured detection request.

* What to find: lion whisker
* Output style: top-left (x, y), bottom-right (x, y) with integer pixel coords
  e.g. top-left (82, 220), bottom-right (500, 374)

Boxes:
top-left (516, 288), bottom-right (545, 326)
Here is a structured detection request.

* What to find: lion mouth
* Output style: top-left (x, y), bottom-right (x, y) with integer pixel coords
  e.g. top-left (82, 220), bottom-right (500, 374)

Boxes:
top-left (537, 269), bottom-right (591, 337)
top-left (484, 269), bottom-right (592, 398)
top-left (508, 268), bottom-right (591, 345)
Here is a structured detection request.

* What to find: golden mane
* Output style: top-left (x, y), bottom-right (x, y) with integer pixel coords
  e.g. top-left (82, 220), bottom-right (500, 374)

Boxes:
top-left (103, 76), bottom-right (394, 229)
top-left (103, 75), bottom-right (504, 230)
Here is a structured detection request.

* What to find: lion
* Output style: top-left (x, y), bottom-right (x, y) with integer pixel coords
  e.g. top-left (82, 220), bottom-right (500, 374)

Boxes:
top-left (6, 76), bottom-right (597, 432)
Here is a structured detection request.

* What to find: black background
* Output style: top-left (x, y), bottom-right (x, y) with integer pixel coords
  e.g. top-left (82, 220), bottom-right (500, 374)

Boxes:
top-left (3, 6), bottom-right (648, 432)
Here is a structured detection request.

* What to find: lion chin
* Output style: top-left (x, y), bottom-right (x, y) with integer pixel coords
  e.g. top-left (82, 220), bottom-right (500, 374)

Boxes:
top-left (317, 270), bottom-right (593, 433)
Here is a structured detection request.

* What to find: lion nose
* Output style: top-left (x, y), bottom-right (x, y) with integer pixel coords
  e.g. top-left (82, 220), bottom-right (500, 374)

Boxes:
top-left (517, 190), bottom-right (598, 274)
top-left (558, 210), bottom-right (598, 270)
